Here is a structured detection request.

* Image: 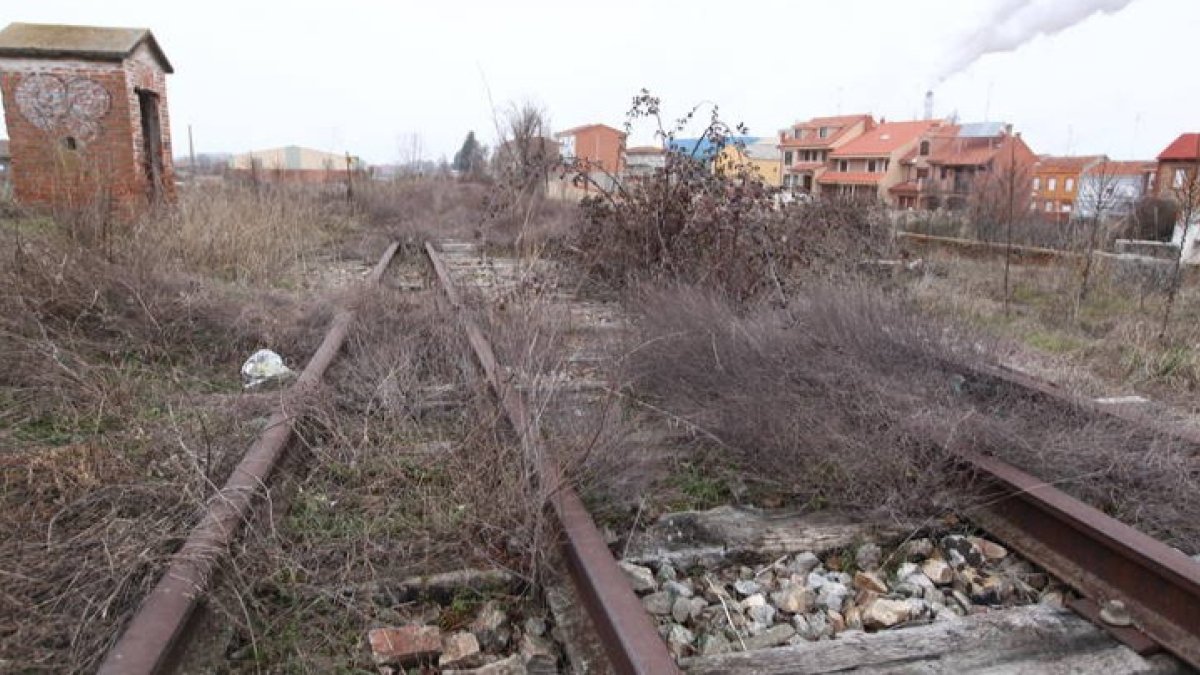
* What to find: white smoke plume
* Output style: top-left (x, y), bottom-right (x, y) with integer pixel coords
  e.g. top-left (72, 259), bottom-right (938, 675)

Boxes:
top-left (937, 0), bottom-right (1137, 82)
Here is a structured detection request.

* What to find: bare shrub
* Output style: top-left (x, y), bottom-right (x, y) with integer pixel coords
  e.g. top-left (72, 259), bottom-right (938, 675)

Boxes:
top-left (626, 284), bottom-right (974, 519)
top-left (566, 91), bottom-right (893, 301)
top-left (627, 283), bottom-right (1200, 550)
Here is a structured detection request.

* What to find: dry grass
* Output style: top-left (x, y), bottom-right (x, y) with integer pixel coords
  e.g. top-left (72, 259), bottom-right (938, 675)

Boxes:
top-left (347, 178), bottom-right (577, 262)
top-left (0, 184), bottom-right (348, 672)
top-left (623, 283), bottom-right (1200, 552)
top-left (913, 253), bottom-right (1200, 408)
top-left (205, 288), bottom-right (613, 671)
top-left (135, 182), bottom-right (352, 285)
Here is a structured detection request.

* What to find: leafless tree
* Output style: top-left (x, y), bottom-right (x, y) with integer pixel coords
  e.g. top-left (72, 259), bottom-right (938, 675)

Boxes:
top-left (1074, 159), bottom-right (1124, 312)
top-left (1161, 157), bottom-right (1200, 340)
top-left (970, 144), bottom-right (1032, 315)
top-left (396, 132), bottom-right (425, 176)
top-left (493, 102), bottom-right (557, 196)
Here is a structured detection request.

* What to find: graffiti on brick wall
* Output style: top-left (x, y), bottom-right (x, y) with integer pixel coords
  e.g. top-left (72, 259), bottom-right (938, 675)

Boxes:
top-left (15, 74), bottom-right (111, 142)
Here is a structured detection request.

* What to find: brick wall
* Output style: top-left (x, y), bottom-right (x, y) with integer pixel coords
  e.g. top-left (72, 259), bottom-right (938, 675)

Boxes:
top-left (0, 48), bottom-right (173, 217)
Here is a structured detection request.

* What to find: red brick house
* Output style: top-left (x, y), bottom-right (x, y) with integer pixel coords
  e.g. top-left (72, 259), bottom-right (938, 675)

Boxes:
top-left (1031, 155), bottom-right (1104, 223)
top-left (0, 22), bottom-right (174, 215)
top-left (1155, 133), bottom-right (1200, 200)
top-left (778, 114), bottom-right (874, 194)
top-left (890, 122), bottom-right (1037, 211)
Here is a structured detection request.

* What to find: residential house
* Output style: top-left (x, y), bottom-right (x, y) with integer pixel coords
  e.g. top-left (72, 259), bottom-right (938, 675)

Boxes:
top-left (890, 122), bottom-right (1037, 211)
top-left (228, 146), bottom-right (364, 183)
top-left (778, 115), bottom-right (874, 194)
top-left (818, 120), bottom-right (941, 204)
top-left (1153, 133), bottom-right (1200, 261)
top-left (624, 145), bottom-right (666, 182)
top-left (712, 139), bottom-right (783, 186)
top-left (1032, 155), bottom-right (1104, 223)
top-left (1073, 160), bottom-right (1157, 221)
top-left (1155, 133), bottom-right (1200, 200)
top-left (555, 123), bottom-right (626, 174)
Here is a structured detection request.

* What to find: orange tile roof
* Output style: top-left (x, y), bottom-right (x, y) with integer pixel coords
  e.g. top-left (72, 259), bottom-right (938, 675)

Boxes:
top-left (779, 114), bottom-right (874, 149)
top-left (1035, 155), bottom-right (1105, 173)
top-left (556, 123), bottom-right (627, 138)
top-left (626, 145), bottom-right (664, 155)
top-left (889, 181), bottom-right (920, 194)
top-left (817, 171), bottom-right (883, 185)
top-left (1158, 133), bottom-right (1200, 161)
top-left (1083, 160), bottom-right (1157, 177)
top-left (831, 120), bottom-right (941, 158)
top-left (928, 140), bottom-right (1004, 166)
top-left (786, 161), bottom-right (826, 173)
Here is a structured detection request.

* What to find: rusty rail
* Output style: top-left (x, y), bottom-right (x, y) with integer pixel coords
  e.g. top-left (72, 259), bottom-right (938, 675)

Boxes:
top-left (957, 448), bottom-right (1200, 669)
top-left (944, 360), bottom-right (1200, 670)
top-left (424, 241), bottom-right (681, 675)
top-left (98, 241), bottom-right (401, 675)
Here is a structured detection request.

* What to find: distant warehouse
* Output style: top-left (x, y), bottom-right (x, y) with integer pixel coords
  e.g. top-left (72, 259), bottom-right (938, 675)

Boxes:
top-left (229, 145), bottom-right (365, 184)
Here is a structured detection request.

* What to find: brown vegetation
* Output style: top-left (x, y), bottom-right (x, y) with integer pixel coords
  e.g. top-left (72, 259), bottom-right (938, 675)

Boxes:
top-left (625, 284), bottom-right (1200, 551)
top-left (0, 185), bottom-right (346, 672)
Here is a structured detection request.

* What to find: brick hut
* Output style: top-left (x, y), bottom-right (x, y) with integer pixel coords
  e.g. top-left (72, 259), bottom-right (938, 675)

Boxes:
top-left (0, 22), bottom-right (175, 214)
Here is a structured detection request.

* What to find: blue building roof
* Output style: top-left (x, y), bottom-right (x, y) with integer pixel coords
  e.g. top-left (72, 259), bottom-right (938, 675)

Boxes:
top-left (668, 136), bottom-right (760, 160)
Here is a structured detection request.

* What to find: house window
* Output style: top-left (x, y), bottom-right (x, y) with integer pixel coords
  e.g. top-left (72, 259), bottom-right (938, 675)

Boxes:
top-left (1044, 201), bottom-right (1053, 212)
top-left (919, 141), bottom-right (930, 156)
top-left (868, 160), bottom-right (877, 173)
top-left (1062, 203), bottom-right (1072, 213)
top-left (1065, 178), bottom-right (1075, 192)
top-left (940, 167), bottom-right (948, 180)
top-left (784, 151), bottom-right (793, 165)
top-left (819, 127), bottom-right (830, 139)
top-left (917, 168), bottom-right (928, 179)
top-left (839, 160), bottom-right (848, 172)
top-left (1033, 177), bottom-right (1041, 191)
top-left (1048, 177), bottom-right (1057, 191)
top-left (1174, 168), bottom-right (1187, 188)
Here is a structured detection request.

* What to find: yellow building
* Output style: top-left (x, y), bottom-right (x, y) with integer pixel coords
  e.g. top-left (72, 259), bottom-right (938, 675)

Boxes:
top-left (714, 140), bottom-right (783, 186)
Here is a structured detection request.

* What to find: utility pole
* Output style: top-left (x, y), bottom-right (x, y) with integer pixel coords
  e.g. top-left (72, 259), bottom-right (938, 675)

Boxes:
top-left (188, 124), bottom-right (196, 182)
top-left (1003, 141), bottom-right (1015, 317)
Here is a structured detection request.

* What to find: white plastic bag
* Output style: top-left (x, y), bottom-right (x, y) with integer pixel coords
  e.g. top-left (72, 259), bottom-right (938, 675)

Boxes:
top-left (241, 349), bottom-right (295, 389)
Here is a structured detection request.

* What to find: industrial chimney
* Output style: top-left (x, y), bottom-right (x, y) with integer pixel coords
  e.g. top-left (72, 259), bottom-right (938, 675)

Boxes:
top-left (924, 90), bottom-right (934, 120)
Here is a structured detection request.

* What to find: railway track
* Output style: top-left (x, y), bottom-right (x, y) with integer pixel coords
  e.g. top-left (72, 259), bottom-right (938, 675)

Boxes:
top-left (423, 239), bottom-right (1200, 674)
top-left (97, 242), bottom-right (403, 675)
top-left (92, 238), bottom-right (1200, 674)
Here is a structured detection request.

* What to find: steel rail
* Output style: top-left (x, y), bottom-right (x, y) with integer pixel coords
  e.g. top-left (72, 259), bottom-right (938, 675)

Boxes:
top-left (944, 361), bottom-right (1200, 670)
top-left (98, 241), bottom-right (402, 675)
top-left (424, 241), bottom-right (681, 675)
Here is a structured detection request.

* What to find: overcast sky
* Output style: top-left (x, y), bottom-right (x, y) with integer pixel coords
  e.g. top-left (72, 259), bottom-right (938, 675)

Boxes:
top-left (2, 0), bottom-right (1194, 164)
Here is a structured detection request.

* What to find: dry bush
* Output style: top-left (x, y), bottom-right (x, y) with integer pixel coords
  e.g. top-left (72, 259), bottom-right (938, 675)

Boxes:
top-left (626, 284), bottom-right (973, 519)
top-left (566, 92), bottom-right (893, 301)
top-left (356, 176), bottom-right (577, 255)
top-left (626, 284), bottom-right (1200, 551)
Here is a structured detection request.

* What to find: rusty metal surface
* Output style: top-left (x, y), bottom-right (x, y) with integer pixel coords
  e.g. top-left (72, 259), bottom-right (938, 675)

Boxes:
top-left (956, 448), bottom-right (1200, 670)
top-left (425, 242), bottom-right (681, 675)
top-left (98, 242), bottom-right (401, 675)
